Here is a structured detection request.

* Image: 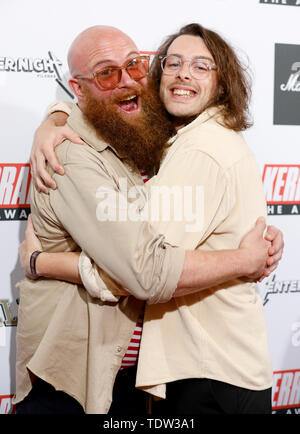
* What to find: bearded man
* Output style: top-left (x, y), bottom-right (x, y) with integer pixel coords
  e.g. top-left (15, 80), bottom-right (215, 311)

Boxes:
top-left (15, 25), bottom-right (283, 415)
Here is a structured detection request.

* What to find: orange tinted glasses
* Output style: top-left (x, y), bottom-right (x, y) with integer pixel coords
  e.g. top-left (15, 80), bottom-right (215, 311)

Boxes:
top-left (75, 55), bottom-right (150, 90)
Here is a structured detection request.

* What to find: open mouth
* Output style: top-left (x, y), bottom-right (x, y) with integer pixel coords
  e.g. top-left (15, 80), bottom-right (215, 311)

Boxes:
top-left (118, 95), bottom-right (140, 113)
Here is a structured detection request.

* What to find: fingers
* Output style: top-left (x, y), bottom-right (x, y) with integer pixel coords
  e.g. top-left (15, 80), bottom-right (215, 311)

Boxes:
top-left (39, 125), bottom-right (83, 178)
top-left (265, 226), bottom-right (284, 256)
top-left (25, 272), bottom-right (39, 280)
top-left (30, 150), bottom-right (50, 194)
top-left (258, 257), bottom-right (281, 282)
top-left (37, 151), bottom-right (58, 189)
top-left (267, 263), bottom-right (278, 274)
top-left (266, 250), bottom-right (283, 267)
top-left (44, 150), bottom-right (64, 176)
top-left (262, 264), bottom-right (277, 278)
top-left (254, 216), bottom-right (267, 236)
top-left (264, 225), bottom-right (278, 241)
top-left (18, 240), bottom-right (25, 269)
top-left (24, 214), bottom-right (42, 251)
top-left (256, 216), bottom-right (266, 227)
top-left (29, 124), bottom-right (83, 192)
top-left (61, 125), bottom-right (83, 145)
top-left (30, 123), bottom-right (83, 193)
top-left (30, 122), bottom-right (82, 193)
top-left (30, 149), bottom-right (58, 192)
top-left (258, 257), bottom-right (280, 282)
top-left (25, 215), bottom-right (37, 240)
top-left (25, 214), bottom-right (34, 233)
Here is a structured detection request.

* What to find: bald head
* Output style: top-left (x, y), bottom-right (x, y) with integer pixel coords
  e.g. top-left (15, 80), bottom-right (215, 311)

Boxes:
top-left (67, 25), bottom-right (139, 78)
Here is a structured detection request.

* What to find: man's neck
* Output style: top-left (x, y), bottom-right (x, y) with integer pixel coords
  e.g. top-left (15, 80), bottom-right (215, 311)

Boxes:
top-left (172, 114), bottom-right (200, 131)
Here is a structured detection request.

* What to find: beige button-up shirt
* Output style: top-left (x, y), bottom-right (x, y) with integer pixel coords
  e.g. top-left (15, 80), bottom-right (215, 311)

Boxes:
top-left (78, 105), bottom-right (273, 398)
top-left (13, 104), bottom-right (185, 413)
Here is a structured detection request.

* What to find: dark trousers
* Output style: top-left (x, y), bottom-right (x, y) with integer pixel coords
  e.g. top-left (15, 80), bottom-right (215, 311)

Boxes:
top-left (108, 367), bottom-right (148, 414)
top-left (15, 368), bottom-right (147, 415)
top-left (154, 378), bottom-right (272, 415)
top-left (15, 377), bottom-right (85, 414)
top-left (16, 373), bottom-right (272, 415)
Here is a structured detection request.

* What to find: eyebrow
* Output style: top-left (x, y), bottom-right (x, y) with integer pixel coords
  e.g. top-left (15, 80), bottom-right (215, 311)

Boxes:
top-left (92, 51), bottom-right (141, 70)
top-left (168, 53), bottom-right (215, 62)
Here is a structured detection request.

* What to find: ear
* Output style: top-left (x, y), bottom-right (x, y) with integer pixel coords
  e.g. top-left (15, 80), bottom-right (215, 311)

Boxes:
top-left (69, 78), bottom-right (85, 100)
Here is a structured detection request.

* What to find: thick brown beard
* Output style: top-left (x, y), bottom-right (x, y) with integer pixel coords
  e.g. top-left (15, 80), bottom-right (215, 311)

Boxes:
top-left (82, 81), bottom-right (175, 175)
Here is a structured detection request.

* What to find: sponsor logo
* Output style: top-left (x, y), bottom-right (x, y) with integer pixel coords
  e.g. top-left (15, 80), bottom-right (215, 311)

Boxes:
top-left (0, 298), bottom-right (18, 347)
top-left (140, 50), bottom-right (156, 59)
top-left (273, 43), bottom-right (300, 125)
top-left (259, 274), bottom-right (300, 305)
top-left (280, 63), bottom-right (300, 92)
top-left (272, 370), bottom-right (300, 413)
top-left (0, 395), bottom-right (15, 414)
top-left (0, 51), bottom-right (74, 99)
top-left (263, 165), bottom-right (300, 215)
top-left (0, 298), bottom-right (18, 327)
top-left (260, 0), bottom-right (300, 5)
top-left (0, 164), bottom-right (31, 221)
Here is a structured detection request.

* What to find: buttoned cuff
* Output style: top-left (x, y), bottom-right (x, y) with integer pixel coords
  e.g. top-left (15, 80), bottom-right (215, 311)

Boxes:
top-left (147, 245), bottom-right (185, 305)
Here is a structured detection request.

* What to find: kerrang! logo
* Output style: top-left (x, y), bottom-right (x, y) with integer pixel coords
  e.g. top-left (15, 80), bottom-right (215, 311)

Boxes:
top-left (272, 370), bottom-right (300, 412)
top-left (262, 165), bottom-right (300, 215)
top-left (0, 395), bottom-right (15, 414)
top-left (0, 164), bottom-right (31, 221)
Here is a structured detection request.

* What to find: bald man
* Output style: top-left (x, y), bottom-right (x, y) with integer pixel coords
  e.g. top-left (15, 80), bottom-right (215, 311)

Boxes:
top-left (14, 25), bottom-right (277, 415)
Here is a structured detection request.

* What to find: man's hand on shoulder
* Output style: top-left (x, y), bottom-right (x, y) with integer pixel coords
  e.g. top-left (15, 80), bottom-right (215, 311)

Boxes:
top-left (30, 112), bottom-right (83, 194)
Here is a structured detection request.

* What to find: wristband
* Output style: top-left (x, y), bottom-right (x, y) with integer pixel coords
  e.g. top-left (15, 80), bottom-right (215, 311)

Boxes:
top-left (30, 251), bottom-right (42, 276)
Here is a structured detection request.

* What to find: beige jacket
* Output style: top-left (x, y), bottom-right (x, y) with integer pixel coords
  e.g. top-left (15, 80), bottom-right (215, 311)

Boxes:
top-left (13, 104), bottom-right (185, 413)
top-left (76, 105), bottom-right (273, 397)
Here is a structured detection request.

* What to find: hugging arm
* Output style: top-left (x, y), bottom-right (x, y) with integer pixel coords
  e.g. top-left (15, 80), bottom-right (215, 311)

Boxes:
top-left (20, 215), bottom-right (274, 302)
top-left (30, 103), bottom-right (81, 194)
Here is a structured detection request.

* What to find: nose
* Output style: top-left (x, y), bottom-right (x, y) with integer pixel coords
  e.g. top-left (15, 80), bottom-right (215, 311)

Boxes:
top-left (118, 68), bottom-right (137, 88)
top-left (177, 60), bottom-right (191, 81)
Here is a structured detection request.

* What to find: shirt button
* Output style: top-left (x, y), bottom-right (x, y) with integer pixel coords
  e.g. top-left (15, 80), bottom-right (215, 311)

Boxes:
top-left (116, 346), bottom-right (122, 353)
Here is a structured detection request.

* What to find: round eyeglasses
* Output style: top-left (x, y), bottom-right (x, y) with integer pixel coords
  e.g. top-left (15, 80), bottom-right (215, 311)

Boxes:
top-left (160, 55), bottom-right (217, 80)
top-left (75, 55), bottom-right (150, 91)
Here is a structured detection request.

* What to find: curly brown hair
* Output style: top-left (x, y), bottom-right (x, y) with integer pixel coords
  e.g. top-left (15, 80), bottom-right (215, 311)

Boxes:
top-left (150, 23), bottom-right (253, 131)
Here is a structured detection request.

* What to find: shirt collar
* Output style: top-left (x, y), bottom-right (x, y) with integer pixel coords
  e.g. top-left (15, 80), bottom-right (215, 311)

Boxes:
top-left (168, 106), bottom-right (222, 145)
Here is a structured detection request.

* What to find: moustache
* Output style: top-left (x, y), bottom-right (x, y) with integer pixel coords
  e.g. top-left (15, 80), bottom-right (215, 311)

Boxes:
top-left (111, 86), bottom-right (143, 105)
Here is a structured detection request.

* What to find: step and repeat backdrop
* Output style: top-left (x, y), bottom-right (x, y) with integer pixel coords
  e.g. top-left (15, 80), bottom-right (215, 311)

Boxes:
top-left (0, 0), bottom-right (299, 415)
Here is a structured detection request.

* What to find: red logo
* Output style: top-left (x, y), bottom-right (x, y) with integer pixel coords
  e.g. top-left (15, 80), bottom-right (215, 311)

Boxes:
top-left (0, 164), bottom-right (31, 220)
top-left (272, 369), bottom-right (300, 410)
top-left (263, 164), bottom-right (300, 215)
top-left (0, 394), bottom-right (15, 414)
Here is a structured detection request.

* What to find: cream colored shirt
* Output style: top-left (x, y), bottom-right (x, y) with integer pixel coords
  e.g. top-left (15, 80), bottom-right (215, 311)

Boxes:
top-left (13, 104), bottom-right (185, 413)
top-left (73, 104), bottom-right (273, 396)
top-left (137, 108), bottom-right (272, 396)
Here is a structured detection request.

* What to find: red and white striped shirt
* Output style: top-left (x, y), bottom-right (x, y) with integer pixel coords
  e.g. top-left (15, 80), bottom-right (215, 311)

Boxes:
top-left (120, 170), bottom-right (148, 369)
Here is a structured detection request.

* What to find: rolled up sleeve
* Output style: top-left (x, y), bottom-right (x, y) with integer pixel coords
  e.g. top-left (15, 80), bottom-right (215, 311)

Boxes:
top-left (50, 141), bottom-right (185, 303)
top-left (46, 101), bottom-right (74, 117)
